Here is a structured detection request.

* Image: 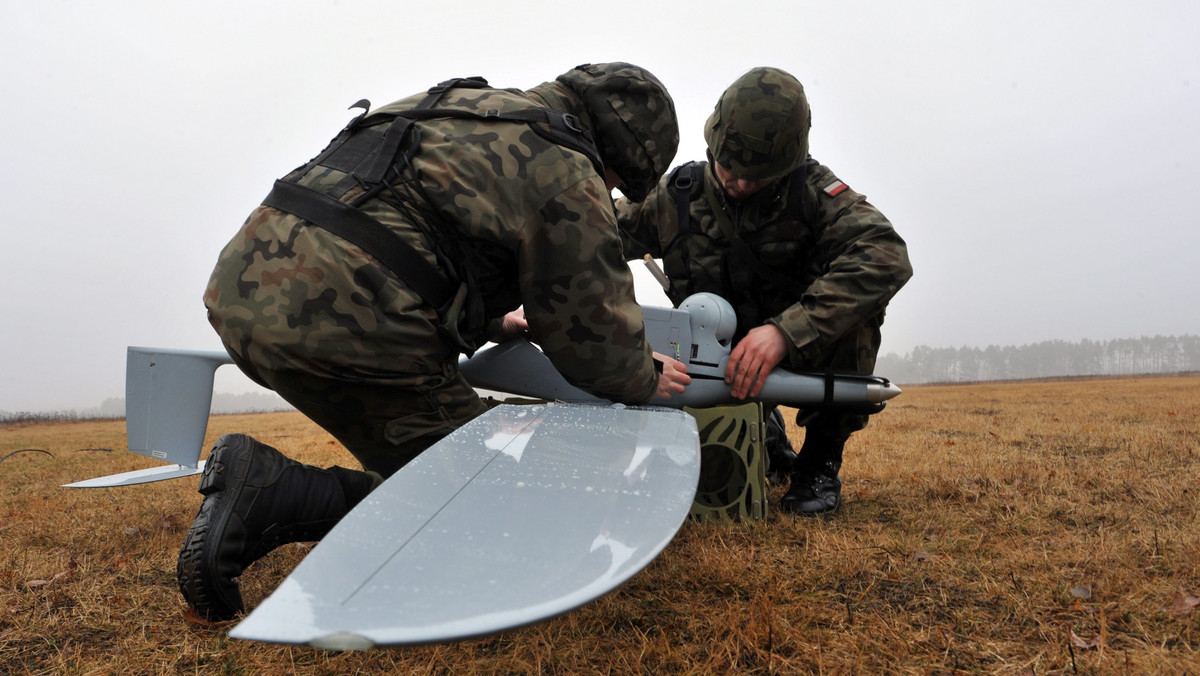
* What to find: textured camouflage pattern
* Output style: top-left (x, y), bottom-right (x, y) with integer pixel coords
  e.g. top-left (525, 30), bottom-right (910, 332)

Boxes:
top-left (686, 402), bottom-right (767, 523)
top-left (618, 159), bottom-right (910, 364)
top-left (617, 159), bottom-right (911, 439)
top-left (206, 75), bottom-right (669, 475)
top-left (704, 67), bottom-right (810, 182)
top-left (221, 348), bottom-right (489, 478)
top-left (526, 63), bottom-right (679, 202)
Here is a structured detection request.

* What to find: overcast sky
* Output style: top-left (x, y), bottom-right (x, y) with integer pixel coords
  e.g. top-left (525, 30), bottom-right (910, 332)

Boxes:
top-left (2, 1), bottom-right (1197, 412)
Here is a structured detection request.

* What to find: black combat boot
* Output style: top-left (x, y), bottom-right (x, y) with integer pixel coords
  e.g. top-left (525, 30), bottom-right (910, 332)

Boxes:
top-left (764, 408), bottom-right (797, 487)
top-left (177, 434), bottom-right (377, 621)
top-left (780, 435), bottom-right (846, 516)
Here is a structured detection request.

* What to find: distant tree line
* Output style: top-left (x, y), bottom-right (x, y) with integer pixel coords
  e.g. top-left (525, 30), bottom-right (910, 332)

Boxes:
top-left (876, 334), bottom-right (1200, 384)
top-left (1, 391), bottom-right (293, 424)
top-left (0, 409), bottom-right (120, 425)
top-left (6, 336), bottom-right (1198, 422)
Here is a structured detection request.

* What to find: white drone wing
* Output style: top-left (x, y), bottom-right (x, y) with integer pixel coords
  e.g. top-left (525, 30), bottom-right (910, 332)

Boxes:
top-left (229, 402), bottom-right (700, 649)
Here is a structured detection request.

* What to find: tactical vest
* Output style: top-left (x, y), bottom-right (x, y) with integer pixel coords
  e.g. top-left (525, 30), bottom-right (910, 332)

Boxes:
top-left (260, 77), bottom-right (605, 355)
top-left (665, 159), bottom-right (816, 335)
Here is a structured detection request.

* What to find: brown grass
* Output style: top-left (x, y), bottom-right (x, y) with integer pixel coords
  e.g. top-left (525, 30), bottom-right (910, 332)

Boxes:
top-left (2, 376), bottom-right (1197, 674)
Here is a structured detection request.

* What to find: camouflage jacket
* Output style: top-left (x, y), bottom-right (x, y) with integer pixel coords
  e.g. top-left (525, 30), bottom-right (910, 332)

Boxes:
top-left (205, 84), bottom-right (658, 403)
top-left (616, 159), bottom-right (912, 365)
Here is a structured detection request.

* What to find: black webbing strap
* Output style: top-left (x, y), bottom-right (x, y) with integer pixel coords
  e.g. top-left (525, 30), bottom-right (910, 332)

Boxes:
top-left (662, 162), bottom-right (704, 305)
top-left (358, 116), bottom-right (417, 187)
top-left (259, 78), bottom-right (602, 314)
top-left (823, 367), bottom-right (836, 406)
top-left (670, 161), bottom-right (699, 234)
top-left (395, 106), bottom-right (604, 175)
top-left (261, 180), bottom-right (454, 308)
top-left (419, 77), bottom-right (489, 109)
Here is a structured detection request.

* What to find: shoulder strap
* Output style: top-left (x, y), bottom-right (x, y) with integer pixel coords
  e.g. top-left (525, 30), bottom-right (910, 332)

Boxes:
top-left (660, 162), bottom-right (705, 305)
top-left (394, 106), bottom-right (604, 176)
top-left (418, 77), bottom-right (490, 108)
top-left (269, 77), bottom-right (604, 312)
top-left (261, 179), bottom-right (453, 309)
top-left (667, 161), bottom-right (703, 233)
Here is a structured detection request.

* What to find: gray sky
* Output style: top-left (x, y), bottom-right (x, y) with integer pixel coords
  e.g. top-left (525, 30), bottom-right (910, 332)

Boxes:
top-left (2, 1), bottom-right (1197, 412)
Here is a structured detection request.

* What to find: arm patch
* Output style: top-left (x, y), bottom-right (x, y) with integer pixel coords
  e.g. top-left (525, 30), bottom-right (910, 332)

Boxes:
top-left (822, 180), bottom-right (849, 197)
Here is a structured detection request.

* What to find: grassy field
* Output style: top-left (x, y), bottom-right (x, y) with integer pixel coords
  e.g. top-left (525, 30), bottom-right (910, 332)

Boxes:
top-left (1, 375), bottom-right (1197, 674)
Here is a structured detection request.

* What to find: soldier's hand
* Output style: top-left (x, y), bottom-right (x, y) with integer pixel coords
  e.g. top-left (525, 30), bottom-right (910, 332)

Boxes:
top-left (725, 324), bottom-right (788, 399)
top-left (652, 352), bottom-right (691, 400)
top-left (491, 308), bottom-right (529, 342)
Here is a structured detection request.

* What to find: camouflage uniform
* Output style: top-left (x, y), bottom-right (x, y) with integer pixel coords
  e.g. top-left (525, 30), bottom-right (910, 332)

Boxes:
top-left (616, 67), bottom-right (911, 513)
top-left (205, 64), bottom-right (679, 478)
top-left (617, 159), bottom-right (911, 426)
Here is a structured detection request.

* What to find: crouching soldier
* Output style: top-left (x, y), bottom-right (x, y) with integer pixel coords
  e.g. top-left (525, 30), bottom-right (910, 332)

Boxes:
top-left (181, 63), bottom-right (691, 620)
top-left (616, 67), bottom-right (912, 516)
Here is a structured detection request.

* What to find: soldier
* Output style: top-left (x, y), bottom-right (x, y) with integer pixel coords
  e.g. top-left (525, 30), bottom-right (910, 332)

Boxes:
top-left (179, 63), bottom-right (691, 621)
top-left (616, 67), bottom-right (912, 516)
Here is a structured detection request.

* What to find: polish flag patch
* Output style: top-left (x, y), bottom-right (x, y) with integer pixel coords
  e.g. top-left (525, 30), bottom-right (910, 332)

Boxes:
top-left (823, 180), bottom-right (849, 197)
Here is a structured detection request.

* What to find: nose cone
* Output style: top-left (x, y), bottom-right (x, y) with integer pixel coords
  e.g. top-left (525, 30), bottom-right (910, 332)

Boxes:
top-left (867, 381), bottom-right (903, 404)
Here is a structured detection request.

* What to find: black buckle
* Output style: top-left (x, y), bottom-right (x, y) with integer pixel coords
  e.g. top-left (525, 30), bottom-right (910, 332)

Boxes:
top-left (429, 76), bottom-right (488, 94)
top-left (673, 167), bottom-right (694, 192)
top-left (561, 113), bottom-right (583, 133)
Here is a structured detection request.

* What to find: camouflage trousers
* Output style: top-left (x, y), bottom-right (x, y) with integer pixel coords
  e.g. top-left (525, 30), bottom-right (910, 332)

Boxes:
top-left (223, 348), bottom-right (489, 479)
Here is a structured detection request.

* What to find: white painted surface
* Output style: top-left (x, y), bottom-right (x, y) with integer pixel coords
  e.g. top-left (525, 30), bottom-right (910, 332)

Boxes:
top-left (230, 402), bottom-right (700, 648)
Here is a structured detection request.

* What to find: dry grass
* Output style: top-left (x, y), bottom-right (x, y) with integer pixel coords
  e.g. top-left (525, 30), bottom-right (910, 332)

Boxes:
top-left (1, 376), bottom-right (1197, 674)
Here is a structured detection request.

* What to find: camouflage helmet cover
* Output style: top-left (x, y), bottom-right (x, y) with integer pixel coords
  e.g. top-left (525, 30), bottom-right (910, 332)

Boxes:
top-left (553, 63), bottom-right (680, 202)
top-left (704, 67), bottom-right (811, 182)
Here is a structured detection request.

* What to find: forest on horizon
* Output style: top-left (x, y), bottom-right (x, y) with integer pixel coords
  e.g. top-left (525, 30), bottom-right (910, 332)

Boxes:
top-left (877, 333), bottom-right (1199, 384)
top-left (3, 334), bottom-right (1198, 423)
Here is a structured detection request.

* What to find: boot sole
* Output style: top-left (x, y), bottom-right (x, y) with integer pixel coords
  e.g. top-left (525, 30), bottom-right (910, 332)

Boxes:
top-left (779, 485), bottom-right (842, 516)
top-left (779, 497), bottom-right (841, 516)
top-left (177, 434), bottom-right (256, 621)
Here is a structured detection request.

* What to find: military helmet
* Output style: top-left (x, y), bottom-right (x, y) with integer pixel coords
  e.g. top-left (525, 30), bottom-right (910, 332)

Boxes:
top-left (704, 67), bottom-right (810, 182)
top-left (552, 63), bottom-right (679, 202)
